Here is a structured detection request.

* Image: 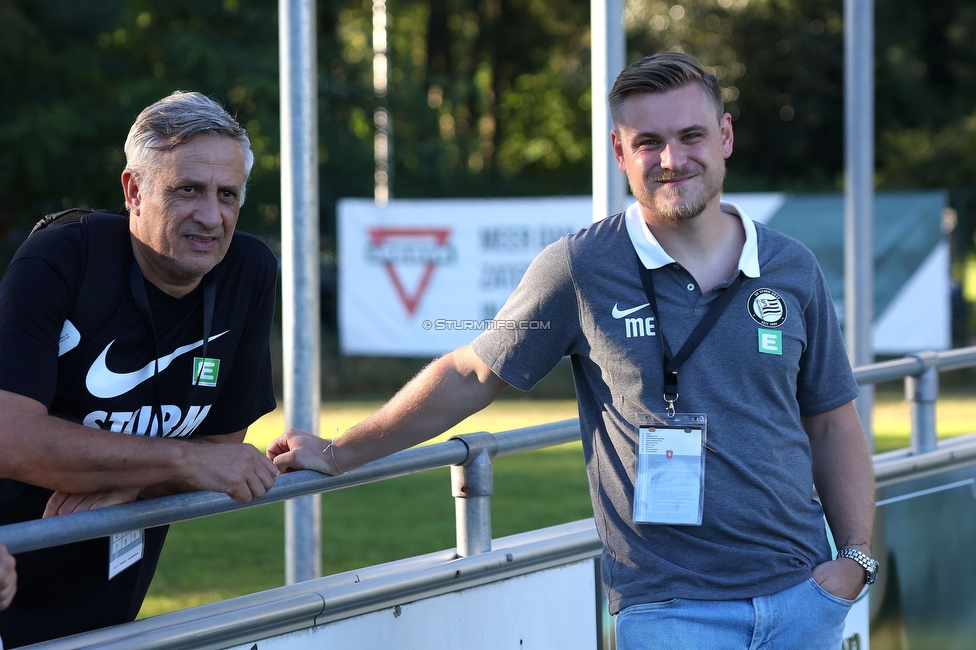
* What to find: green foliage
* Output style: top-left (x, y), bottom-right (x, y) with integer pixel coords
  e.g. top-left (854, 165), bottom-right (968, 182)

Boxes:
top-left (0, 0), bottom-right (282, 235)
top-left (875, 0), bottom-right (976, 190)
top-left (0, 1), bottom-right (125, 223)
top-left (0, 0), bottom-right (595, 254)
top-left (875, 0), bottom-right (976, 134)
top-left (3, 0), bottom-right (976, 250)
top-left (629, 0), bottom-right (846, 191)
top-left (878, 115), bottom-right (976, 188)
top-left (377, 0), bottom-right (593, 199)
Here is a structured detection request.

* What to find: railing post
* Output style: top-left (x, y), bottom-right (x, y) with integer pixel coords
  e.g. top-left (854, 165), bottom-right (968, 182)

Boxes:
top-left (905, 352), bottom-right (940, 454)
top-left (450, 432), bottom-right (498, 557)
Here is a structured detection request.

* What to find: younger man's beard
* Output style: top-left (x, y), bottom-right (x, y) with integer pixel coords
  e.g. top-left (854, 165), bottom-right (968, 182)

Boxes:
top-left (633, 164), bottom-right (726, 224)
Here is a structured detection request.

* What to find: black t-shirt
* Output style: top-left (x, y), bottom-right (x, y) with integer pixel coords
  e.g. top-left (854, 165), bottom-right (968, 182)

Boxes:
top-left (0, 219), bottom-right (277, 646)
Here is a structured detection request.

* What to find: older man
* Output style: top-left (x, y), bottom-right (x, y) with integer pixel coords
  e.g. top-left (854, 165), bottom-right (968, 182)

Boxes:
top-left (0, 91), bottom-right (278, 646)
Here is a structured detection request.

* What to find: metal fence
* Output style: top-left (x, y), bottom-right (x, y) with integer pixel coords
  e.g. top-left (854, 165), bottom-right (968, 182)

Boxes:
top-left (2, 345), bottom-right (976, 649)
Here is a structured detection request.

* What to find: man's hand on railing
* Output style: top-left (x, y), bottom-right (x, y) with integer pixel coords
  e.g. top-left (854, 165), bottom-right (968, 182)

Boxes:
top-left (177, 440), bottom-right (278, 503)
top-left (42, 487), bottom-right (143, 518)
top-left (39, 439), bottom-right (280, 512)
top-left (267, 345), bottom-right (509, 479)
top-left (267, 429), bottom-right (338, 475)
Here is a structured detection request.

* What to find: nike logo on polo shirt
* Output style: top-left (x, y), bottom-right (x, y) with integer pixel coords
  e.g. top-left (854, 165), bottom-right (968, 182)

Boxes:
top-left (611, 303), bottom-right (650, 319)
top-left (86, 331), bottom-right (229, 399)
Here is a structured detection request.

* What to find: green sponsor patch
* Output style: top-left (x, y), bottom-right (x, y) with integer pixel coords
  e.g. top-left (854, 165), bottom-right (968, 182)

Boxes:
top-left (758, 329), bottom-right (782, 355)
top-left (193, 357), bottom-right (220, 387)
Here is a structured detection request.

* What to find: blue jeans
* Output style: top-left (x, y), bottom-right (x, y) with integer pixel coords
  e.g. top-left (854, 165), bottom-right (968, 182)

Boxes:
top-left (615, 578), bottom-right (854, 650)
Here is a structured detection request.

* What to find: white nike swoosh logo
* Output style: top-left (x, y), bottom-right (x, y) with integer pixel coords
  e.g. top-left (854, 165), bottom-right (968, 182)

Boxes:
top-left (86, 331), bottom-right (229, 399)
top-left (612, 303), bottom-right (650, 319)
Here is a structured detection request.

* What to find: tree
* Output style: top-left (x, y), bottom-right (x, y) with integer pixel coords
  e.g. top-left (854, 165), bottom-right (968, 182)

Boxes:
top-left (3, 0), bottom-right (976, 248)
top-left (628, 0), bottom-right (846, 191)
top-left (0, 0), bottom-right (283, 236)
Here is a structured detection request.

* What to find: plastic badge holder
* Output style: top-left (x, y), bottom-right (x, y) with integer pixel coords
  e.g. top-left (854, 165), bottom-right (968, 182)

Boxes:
top-left (633, 412), bottom-right (707, 526)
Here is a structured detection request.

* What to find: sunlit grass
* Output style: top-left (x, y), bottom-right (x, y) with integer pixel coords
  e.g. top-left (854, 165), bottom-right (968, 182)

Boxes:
top-left (242, 398), bottom-right (581, 451)
top-left (872, 390), bottom-right (974, 452)
top-left (244, 392), bottom-right (973, 455)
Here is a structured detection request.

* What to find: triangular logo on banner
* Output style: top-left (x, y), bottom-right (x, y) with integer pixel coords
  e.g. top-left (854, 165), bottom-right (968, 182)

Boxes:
top-left (367, 228), bottom-right (456, 316)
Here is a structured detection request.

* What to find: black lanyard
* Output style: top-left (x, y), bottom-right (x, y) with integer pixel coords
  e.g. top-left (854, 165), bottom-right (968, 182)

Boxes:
top-left (637, 254), bottom-right (743, 417)
top-left (129, 261), bottom-right (216, 436)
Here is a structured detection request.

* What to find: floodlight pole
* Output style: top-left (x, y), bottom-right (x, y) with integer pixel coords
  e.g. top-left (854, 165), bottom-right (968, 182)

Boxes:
top-left (590, 0), bottom-right (627, 223)
top-left (373, 0), bottom-right (391, 205)
top-left (844, 0), bottom-right (875, 449)
top-left (280, 0), bottom-right (322, 584)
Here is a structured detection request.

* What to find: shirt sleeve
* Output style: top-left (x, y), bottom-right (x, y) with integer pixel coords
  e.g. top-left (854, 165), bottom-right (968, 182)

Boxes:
top-left (472, 238), bottom-right (581, 391)
top-left (0, 227), bottom-right (83, 407)
top-left (795, 259), bottom-right (860, 416)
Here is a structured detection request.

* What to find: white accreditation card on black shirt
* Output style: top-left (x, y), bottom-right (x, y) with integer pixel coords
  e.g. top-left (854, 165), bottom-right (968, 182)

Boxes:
top-left (633, 413), bottom-right (707, 526)
top-left (109, 529), bottom-right (144, 579)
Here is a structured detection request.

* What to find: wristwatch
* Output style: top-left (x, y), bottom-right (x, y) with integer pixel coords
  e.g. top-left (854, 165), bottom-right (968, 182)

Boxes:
top-left (837, 547), bottom-right (879, 585)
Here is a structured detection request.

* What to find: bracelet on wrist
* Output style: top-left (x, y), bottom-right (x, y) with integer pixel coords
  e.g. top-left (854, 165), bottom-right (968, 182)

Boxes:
top-left (321, 426), bottom-right (346, 476)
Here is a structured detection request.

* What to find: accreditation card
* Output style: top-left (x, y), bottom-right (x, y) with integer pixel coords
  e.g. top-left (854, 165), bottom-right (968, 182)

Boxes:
top-left (109, 529), bottom-right (144, 579)
top-left (632, 413), bottom-right (707, 526)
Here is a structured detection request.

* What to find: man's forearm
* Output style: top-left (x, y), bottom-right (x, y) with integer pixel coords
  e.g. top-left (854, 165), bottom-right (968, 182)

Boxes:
top-left (804, 401), bottom-right (876, 598)
top-left (1, 390), bottom-right (275, 503)
top-left (333, 345), bottom-right (508, 472)
top-left (0, 390), bottom-right (196, 493)
top-left (805, 401), bottom-right (876, 552)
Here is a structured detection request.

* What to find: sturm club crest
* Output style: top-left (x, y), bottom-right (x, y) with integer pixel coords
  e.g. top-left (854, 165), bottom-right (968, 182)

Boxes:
top-left (748, 288), bottom-right (787, 327)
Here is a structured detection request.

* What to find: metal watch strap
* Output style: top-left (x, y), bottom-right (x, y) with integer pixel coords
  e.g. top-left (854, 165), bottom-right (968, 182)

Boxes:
top-left (837, 546), bottom-right (879, 584)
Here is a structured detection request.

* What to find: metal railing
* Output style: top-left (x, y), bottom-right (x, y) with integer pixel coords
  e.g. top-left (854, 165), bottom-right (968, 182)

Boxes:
top-left (29, 520), bottom-right (604, 650)
top-left (2, 345), bottom-right (976, 648)
top-left (853, 346), bottom-right (976, 455)
top-left (0, 419), bottom-right (580, 556)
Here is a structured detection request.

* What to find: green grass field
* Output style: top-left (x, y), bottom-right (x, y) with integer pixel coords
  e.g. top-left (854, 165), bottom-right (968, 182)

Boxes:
top-left (140, 391), bottom-right (975, 617)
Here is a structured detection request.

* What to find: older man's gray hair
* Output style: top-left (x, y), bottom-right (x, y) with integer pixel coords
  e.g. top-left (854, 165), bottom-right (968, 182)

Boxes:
top-left (124, 91), bottom-right (253, 205)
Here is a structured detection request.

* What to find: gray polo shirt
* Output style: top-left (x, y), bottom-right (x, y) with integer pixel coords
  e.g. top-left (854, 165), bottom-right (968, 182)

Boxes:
top-left (472, 202), bottom-right (859, 614)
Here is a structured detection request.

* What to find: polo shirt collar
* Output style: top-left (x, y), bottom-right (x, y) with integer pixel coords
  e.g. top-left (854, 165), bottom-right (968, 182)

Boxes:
top-left (623, 199), bottom-right (761, 278)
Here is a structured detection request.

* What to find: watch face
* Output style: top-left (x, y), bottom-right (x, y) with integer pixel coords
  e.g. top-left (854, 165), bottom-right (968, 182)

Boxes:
top-left (866, 560), bottom-right (880, 584)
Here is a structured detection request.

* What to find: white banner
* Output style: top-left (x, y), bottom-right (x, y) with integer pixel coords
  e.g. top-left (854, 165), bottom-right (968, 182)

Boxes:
top-left (338, 193), bottom-right (948, 357)
top-left (338, 197), bottom-right (592, 356)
